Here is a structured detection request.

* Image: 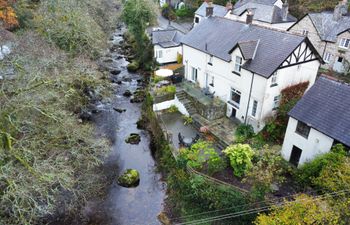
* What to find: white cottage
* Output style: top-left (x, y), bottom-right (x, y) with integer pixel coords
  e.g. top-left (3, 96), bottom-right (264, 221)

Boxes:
top-left (152, 29), bottom-right (184, 64)
top-left (225, 0), bottom-right (297, 31)
top-left (281, 76), bottom-right (350, 167)
top-left (181, 16), bottom-right (322, 132)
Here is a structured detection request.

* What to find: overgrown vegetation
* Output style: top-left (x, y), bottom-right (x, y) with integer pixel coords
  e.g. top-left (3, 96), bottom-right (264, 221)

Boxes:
top-left (122, 0), bottom-right (157, 68)
top-left (154, 85), bottom-right (176, 96)
top-left (0, 0), bottom-right (119, 224)
top-left (261, 82), bottom-right (309, 143)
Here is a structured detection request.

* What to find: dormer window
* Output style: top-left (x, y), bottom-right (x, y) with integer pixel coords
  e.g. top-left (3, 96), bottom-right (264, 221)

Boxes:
top-left (208, 55), bottom-right (213, 65)
top-left (233, 56), bottom-right (242, 75)
top-left (271, 72), bottom-right (278, 87)
top-left (339, 38), bottom-right (350, 49)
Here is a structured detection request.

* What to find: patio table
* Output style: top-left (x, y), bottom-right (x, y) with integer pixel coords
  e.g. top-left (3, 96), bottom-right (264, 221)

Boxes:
top-left (183, 137), bottom-right (192, 147)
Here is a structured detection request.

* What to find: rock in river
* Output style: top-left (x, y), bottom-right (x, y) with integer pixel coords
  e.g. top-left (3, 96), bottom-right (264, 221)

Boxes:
top-left (117, 169), bottom-right (140, 187)
top-left (123, 90), bottom-right (132, 97)
top-left (113, 107), bottom-right (126, 113)
top-left (110, 69), bottom-right (121, 75)
top-left (125, 133), bottom-right (141, 144)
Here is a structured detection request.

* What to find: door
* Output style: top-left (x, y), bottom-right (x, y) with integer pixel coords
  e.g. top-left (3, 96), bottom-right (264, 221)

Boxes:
top-left (231, 107), bottom-right (236, 118)
top-left (205, 73), bottom-right (209, 88)
top-left (290, 146), bottom-right (302, 167)
top-left (333, 56), bottom-right (345, 73)
top-left (191, 67), bottom-right (198, 82)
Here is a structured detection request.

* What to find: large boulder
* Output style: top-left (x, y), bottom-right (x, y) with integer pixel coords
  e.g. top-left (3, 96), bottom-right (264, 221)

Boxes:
top-left (127, 61), bottom-right (139, 72)
top-left (117, 169), bottom-right (140, 187)
top-left (125, 133), bottom-right (141, 144)
top-left (130, 89), bottom-right (145, 103)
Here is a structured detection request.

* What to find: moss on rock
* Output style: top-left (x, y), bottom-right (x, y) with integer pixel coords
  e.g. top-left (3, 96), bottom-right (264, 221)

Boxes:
top-left (117, 169), bottom-right (140, 187)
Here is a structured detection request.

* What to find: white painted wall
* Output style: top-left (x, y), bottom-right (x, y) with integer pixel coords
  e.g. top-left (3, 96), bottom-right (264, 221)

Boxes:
top-left (152, 95), bottom-right (189, 116)
top-left (154, 45), bottom-right (182, 64)
top-left (281, 117), bottom-right (334, 166)
top-left (182, 42), bottom-right (320, 132)
top-left (224, 12), bottom-right (295, 31)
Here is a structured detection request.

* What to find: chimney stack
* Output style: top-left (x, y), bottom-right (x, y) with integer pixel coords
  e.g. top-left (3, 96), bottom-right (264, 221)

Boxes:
top-left (206, 2), bottom-right (214, 17)
top-left (246, 9), bottom-right (254, 24)
top-left (282, 0), bottom-right (289, 21)
top-left (334, 0), bottom-right (348, 21)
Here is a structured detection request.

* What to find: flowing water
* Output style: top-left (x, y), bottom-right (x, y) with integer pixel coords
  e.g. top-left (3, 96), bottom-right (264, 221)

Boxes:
top-left (86, 25), bottom-right (166, 225)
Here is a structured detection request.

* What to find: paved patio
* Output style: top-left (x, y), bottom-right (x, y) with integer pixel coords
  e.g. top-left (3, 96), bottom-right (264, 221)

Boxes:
top-left (158, 112), bottom-right (198, 151)
top-left (192, 114), bottom-right (238, 147)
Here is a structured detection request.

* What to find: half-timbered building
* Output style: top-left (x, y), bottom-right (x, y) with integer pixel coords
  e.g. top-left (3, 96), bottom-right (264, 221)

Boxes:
top-left (181, 16), bottom-right (323, 132)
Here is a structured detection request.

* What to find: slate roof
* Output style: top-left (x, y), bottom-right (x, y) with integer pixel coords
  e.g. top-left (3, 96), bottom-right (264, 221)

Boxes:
top-left (181, 16), bottom-right (316, 78)
top-left (234, 0), bottom-right (277, 8)
top-left (238, 40), bottom-right (259, 59)
top-left (232, 2), bottom-right (297, 24)
top-left (308, 12), bottom-right (350, 42)
top-left (195, 2), bottom-right (228, 17)
top-left (152, 29), bottom-right (184, 48)
top-left (289, 76), bottom-right (350, 147)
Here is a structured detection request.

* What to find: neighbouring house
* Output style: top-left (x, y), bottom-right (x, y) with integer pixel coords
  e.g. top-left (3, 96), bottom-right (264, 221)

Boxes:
top-left (225, 0), bottom-right (297, 30)
top-left (281, 76), bottom-right (350, 167)
top-left (152, 29), bottom-right (184, 64)
top-left (193, 2), bottom-right (229, 26)
top-left (288, 0), bottom-right (350, 73)
top-left (181, 15), bottom-right (323, 132)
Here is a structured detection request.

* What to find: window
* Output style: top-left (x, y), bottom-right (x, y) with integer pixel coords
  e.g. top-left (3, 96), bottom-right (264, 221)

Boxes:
top-left (230, 88), bottom-right (241, 107)
top-left (273, 95), bottom-right (280, 110)
top-left (156, 50), bottom-right (163, 59)
top-left (209, 76), bottom-right (214, 87)
top-left (338, 56), bottom-right (344, 63)
top-left (339, 38), bottom-right (350, 48)
top-left (233, 56), bottom-right (242, 75)
top-left (271, 72), bottom-right (278, 87)
top-left (191, 67), bottom-right (198, 82)
top-left (295, 121), bottom-right (310, 138)
top-left (195, 16), bottom-right (199, 23)
top-left (208, 55), bottom-right (213, 65)
top-left (251, 100), bottom-right (258, 117)
top-left (302, 30), bottom-right (309, 36)
top-left (323, 52), bottom-right (332, 63)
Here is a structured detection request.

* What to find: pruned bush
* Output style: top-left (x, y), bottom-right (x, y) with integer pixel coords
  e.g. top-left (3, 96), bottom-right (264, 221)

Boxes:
top-left (175, 6), bottom-right (195, 18)
top-left (155, 85), bottom-right (176, 96)
top-left (223, 144), bottom-right (254, 177)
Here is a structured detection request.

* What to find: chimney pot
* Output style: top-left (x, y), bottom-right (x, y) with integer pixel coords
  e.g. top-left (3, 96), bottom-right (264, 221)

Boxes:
top-left (282, 0), bottom-right (289, 21)
top-left (246, 9), bottom-right (254, 24)
top-left (206, 2), bottom-right (214, 17)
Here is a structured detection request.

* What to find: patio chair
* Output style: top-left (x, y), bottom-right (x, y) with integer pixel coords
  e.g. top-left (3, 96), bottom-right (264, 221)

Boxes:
top-left (192, 134), bottom-right (200, 143)
top-left (178, 132), bottom-right (184, 146)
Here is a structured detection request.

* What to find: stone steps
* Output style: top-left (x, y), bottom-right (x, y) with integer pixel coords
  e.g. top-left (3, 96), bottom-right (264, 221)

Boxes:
top-left (175, 91), bottom-right (197, 116)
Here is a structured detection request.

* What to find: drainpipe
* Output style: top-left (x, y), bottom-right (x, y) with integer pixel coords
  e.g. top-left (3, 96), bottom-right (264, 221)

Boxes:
top-left (244, 72), bottom-right (255, 124)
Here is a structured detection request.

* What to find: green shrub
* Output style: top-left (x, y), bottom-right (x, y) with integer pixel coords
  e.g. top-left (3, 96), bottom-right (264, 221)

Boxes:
top-left (127, 61), bottom-right (140, 72)
top-left (167, 105), bottom-right (178, 113)
top-left (223, 144), bottom-right (254, 177)
top-left (175, 7), bottom-right (195, 18)
top-left (179, 140), bottom-right (225, 175)
top-left (182, 115), bottom-right (193, 125)
top-left (177, 53), bottom-right (183, 64)
top-left (153, 75), bottom-right (165, 84)
top-left (161, 3), bottom-right (176, 20)
top-left (296, 151), bottom-right (346, 186)
top-left (155, 85), bottom-right (176, 96)
top-left (235, 124), bottom-right (254, 143)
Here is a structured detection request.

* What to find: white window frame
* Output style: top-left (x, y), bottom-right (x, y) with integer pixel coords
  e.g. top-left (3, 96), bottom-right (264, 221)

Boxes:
top-left (233, 56), bottom-right (242, 75)
top-left (273, 95), bottom-right (281, 110)
top-left (230, 88), bottom-right (241, 108)
top-left (323, 52), bottom-right (332, 63)
top-left (251, 100), bottom-right (258, 117)
top-left (271, 72), bottom-right (278, 87)
top-left (339, 38), bottom-right (350, 49)
top-left (191, 67), bottom-right (198, 82)
top-left (156, 50), bottom-right (163, 59)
